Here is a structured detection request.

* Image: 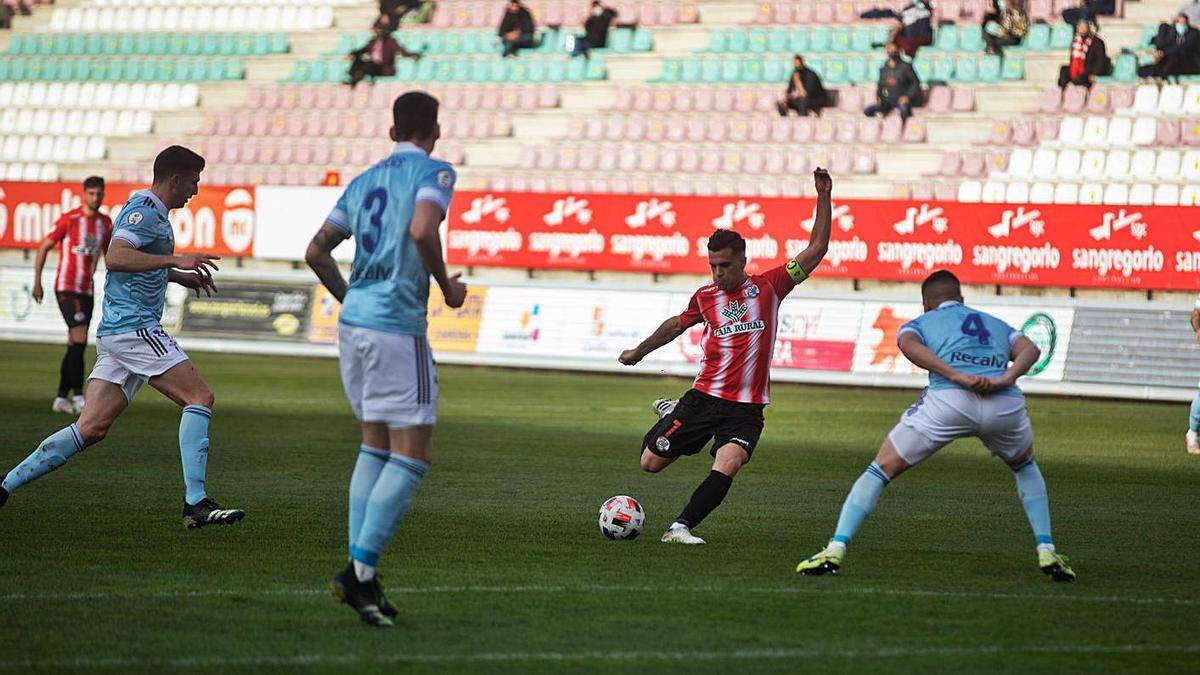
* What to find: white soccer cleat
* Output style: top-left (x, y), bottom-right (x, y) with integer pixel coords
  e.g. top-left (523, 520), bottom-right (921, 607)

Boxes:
top-left (51, 397), bottom-right (74, 415)
top-left (1187, 430), bottom-right (1199, 455)
top-left (660, 523), bottom-right (705, 545)
top-left (652, 398), bottom-right (678, 418)
top-left (71, 395), bottom-right (85, 415)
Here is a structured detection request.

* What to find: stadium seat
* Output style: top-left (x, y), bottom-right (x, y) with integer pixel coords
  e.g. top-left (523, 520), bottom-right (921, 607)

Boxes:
top-left (1080, 149), bottom-right (1106, 179)
top-left (1102, 183), bottom-right (1129, 205)
top-left (957, 180), bottom-right (983, 202)
top-left (1128, 183), bottom-right (1153, 205)
top-left (1005, 182), bottom-right (1030, 203)
top-left (1131, 84), bottom-right (1158, 115)
top-left (1158, 84), bottom-right (1184, 115)
top-left (1153, 183), bottom-right (1180, 205)
top-left (1053, 182), bottom-right (1079, 204)
top-left (1078, 183), bottom-right (1103, 204)
top-left (981, 180), bottom-right (1006, 203)
top-left (1029, 181), bottom-right (1054, 203)
top-left (1155, 149), bottom-right (1182, 179)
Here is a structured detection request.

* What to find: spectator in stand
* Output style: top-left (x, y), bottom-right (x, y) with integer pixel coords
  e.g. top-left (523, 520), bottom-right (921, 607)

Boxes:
top-left (1182, 0), bottom-right (1200, 27)
top-left (0, 2), bottom-right (12, 30)
top-left (345, 21), bottom-right (421, 88)
top-left (864, 42), bottom-right (921, 122)
top-left (570, 1), bottom-right (618, 58)
top-left (776, 55), bottom-right (829, 116)
top-left (379, 0), bottom-right (434, 30)
top-left (1136, 13), bottom-right (1200, 79)
top-left (1062, 0), bottom-right (1115, 27)
top-left (499, 0), bottom-right (536, 57)
top-left (982, 0), bottom-right (1029, 56)
top-left (862, 0), bottom-right (934, 58)
top-left (1057, 20), bottom-right (1110, 87)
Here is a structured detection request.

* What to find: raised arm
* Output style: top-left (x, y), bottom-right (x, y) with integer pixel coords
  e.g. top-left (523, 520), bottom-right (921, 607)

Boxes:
top-left (410, 200), bottom-right (467, 309)
top-left (305, 222), bottom-right (351, 303)
top-left (619, 315), bottom-right (687, 366)
top-left (792, 168), bottom-right (833, 275)
top-left (897, 331), bottom-right (989, 393)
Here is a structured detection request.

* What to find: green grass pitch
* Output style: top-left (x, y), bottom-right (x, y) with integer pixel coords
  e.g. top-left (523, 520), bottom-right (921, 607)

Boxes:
top-left (0, 341), bottom-right (1196, 674)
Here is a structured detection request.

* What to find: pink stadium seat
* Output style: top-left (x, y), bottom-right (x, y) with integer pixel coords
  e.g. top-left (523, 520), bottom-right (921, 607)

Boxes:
top-left (812, 118), bottom-right (834, 144)
top-left (792, 117), bottom-right (815, 142)
top-left (310, 143), bottom-right (331, 166)
top-left (1027, 0), bottom-right (1053, 21)
top-left (575, 145), bottom-right (597, 171)
top-left (934, 182), bottom-right (959, 201)
top-left (604, 116), bottom-right (625, 141)
top-left (934, 151), bottom-right (963, 177)
top-left (538, 84), bottom-right (559, 108)
top-left (893, 183), bottom-right (912, 199)
top-left (675, 88), bottom-right (696, 112)
top-left (765, 148), bottom-right (785, 173)
top-left (926, 87), bottom-right (952, 113)
top-left (638, 2), bottom-right (659, 26)
top-left (742, 148), bottom-right (765, 174)
top-left (701, 149), bottom-right (723, 174)
top-left (707, 118), bottom-right (729, 142)
top-left (678, 3), bottom-right (699, 23)
top-left (985, 150), bottom-right (1009, 173)
top-left (734, 89), bottom-right (757, 113)
top-left (787, 149), bottom-right (811, 174)
top-left (686, 117), bottom-right (706, 142)
top-left (940, 0), bottom-right (963, 19)
top-left (652, 88), bottom-right (673, 112)
top-left (275, 144), bottom-right (294, 165)
top-left (793, 3), bottom-right (815, 23)
top-left (752, 1), bottom-right (777, 23)
top-left (713, 89), bottom-right (735, 113)
top-left (750, 117), bottom-right (771, 142)
top-left (814, 1), bottom-right (835, 23)
top-left (835, 1), bottom-right (857, 23)
top-left (771, 118), bottom-right (792, 143)
top-left (1111, 86), bottom-right (1135, 110)
top-left (246, 88), bottom-right (264, 110)
top-left (1086, 85), bottom-right (1112, 114)
top-left (1184, 118), bottom-right (1200, 146)
top-left (584, 117), bottom-right (604, 141)
top-left (626, 116), bottom-right (647, 141)
top-left (250, 112), bottom-right (270, 137)
top-left (961, 150), bottom-right (986, 177)
top-left (693, 88), bottom-right (714, 112)
top-left (679, 147), bottom-right (701, 173)
top-left (852, 149), bottom-right (875, 173)
top-left (331, 87), bottom-right (352, 109)
top-left (1034, 117), bottom-right (1058, 143)
top-left (1038, 86), bottom-right (1062, 114)
top-left (1157, 118), bottom-right (1181, 146)
top-left (858, 117), bottom-right (882, 144)
top-left (903, 117), bottom-right (927, 142)
top-left (293, 144), bottom-right (313, 165)
top-left (754, 87), bottom-right (777, 113)
top-left (297, 86), bottom-right (317, 110)
top-left (659, 147), bottom-right (680, 172)
top-left (657, 2), bottom-right (680, 24)
top-left (985, 118), bottom-right (1013, 145)
top-left (838, 86), bottom-right (865, 114)
top-left (1062, 85), bottom-right (1087, 114)
top-left (951, 86), bottom-right (975, 112)
top-left (961, 0), bottom-right (986, 20)
top-left (836, 118), bottom-right (857, 143)
top-left (662, 117), bottom-right (684, 142)
top-left (910, 181), bottom-right (935, 201)
top-left (880, 115), bottom-right (903, 143)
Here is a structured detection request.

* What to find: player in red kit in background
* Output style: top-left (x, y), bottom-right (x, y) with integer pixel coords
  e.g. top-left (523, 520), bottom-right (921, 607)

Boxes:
top-left (31, 176), bottom-right (113, 415)
top-left (618, 168), bottom-right (834, 544)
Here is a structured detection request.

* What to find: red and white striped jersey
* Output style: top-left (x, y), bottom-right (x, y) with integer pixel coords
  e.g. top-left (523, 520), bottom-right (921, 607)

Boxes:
top-left (47, 207), bottom-right (112, 296)
top-left (678, 265), bottom-right (806, 404)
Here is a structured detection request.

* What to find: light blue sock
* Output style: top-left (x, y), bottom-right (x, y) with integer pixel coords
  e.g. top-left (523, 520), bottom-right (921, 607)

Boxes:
top-left (348, 445), bottom-right (390, 554)
top-left (2, 424), bottom-right (84, 493)
top-left (350, 454), bottom-right (428, 567)
top-left (1189, 393), bottom-right (1200, 433)
top-left (1013, 458), bottom-right (1053, 546)
top-left (179, 405), bottom-right (211, 506)
top-left (832, 463), bottom-right (890, 544)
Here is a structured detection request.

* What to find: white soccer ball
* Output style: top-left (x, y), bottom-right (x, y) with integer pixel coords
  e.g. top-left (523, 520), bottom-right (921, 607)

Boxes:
top-left (598, 495), bottom-right (645, 540)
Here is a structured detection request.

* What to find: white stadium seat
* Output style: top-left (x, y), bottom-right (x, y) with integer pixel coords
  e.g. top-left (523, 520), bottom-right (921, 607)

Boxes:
top-left (1005, 148), bottom-right (1033, 176)
top-left (1182, 150), bottom-right (1200, 181)
top-left (1057, 116), bottom-right (1084, 146)
top-left (1053, 182), bottom-right (1080, 204)
top-left (68, 137), bottom-right (87, 162)
top-left (1184, 85), bottom-right (1200, 115)
top-left (45, 83), bottom-right (64, 108)
top-left (1078, 183), bottom-right (1104, 204)
top-left (1032, 148), bottom-right (1058, 179)
top-left (1055, 149), bottom-right (1081, 178)
top-left (957, 180), bottom-right (983, 202)
top-left (0, 83), bottom-right (12, 107)
top-left (1080, 149), bottom-right (1105, 179)
top-left (1181, 184), bottom-right (1200, 206)
top-left (1131, 84), bottom-right (1158, 115)
top-left (1128, 183), bottom-right (1154, 205)
top-left (86, 137), bottom-right (107, 161)
top-left (20, 163), bottom-right (39, 181)
top-left (1102, 183), bottom-right (1128, 205)
top-left (1082, 117), bottom-right (1108, 147)
top-left (1005, 181), bottom-right (1030, 203)
top-left (1107, 116), bottom-right (1133, 145)
top-left (1130, 117), bottom-right (1157, 145)
top-left (1157, 84), bottom-right (1184, 116)
top-left (982, 181), bottom-right (1006, 202)
top-left (28, 82), bottom-right (47, 107)
top-left (1103, 150), bottom-right (1130, 179)
top-left (1130, 149), bottom-right (1157, 177)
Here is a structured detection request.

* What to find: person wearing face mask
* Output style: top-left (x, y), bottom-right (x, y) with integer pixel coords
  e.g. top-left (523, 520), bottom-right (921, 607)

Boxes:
top-left (982, 0), bottom-right (1029, 57)
top-left (864, 42), bottom-right (921, 122)
top-left (861, 0), bottom-right (933, 57)
top-left (1057, 20), bottom-right (1110, 88)
top-left (569, 1), bottom-right (618, 58)
top-left (1137, 13), bottom-right (1200, 79)
top-left (776, 54), bottom-right (829, 116)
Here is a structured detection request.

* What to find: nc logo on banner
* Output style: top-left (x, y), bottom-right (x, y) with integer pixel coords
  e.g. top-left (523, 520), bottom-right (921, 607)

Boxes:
top-left (801, 203), bottom-right (854, 233)
top-left (625, 199), bottom-right (677, 229)
top-left (543, 197), bottom-right (592, 226)
top-left (713, 200), bottom-right (764, 230)
top-left (988, 207), bottom-right (1045, 239)
top-left (461, 195), bottom-right (511, 225)
top-left (893, 204), bottom-right (948, 236)
top-left (1088, 209), bottom-right (1147, 241)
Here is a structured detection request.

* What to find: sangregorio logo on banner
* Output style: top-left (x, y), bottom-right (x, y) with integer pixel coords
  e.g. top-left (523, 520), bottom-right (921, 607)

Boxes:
top-left (973, 207), bottom-right (1061, 276)
top-left (1020, 312), bottom-right (1057, 376)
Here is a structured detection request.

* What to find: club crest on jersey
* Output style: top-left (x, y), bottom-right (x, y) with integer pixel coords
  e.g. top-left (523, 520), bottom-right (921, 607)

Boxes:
top-left (656, 436), bottom-right (670, 451)
top-left (744, 283), bottom-right (759, 299)
top-left (127, 212), bottom-right (143, 225)
top-left (720, 300), bottom-right (749, 323)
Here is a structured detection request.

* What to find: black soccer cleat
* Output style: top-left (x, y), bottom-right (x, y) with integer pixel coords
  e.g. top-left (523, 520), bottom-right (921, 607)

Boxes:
top-left (331, 563), bottom-right (394, 628)
top-left (373, 576), bottom-right (399, 618)
top-left (182, 497), bottom-right (246, 530)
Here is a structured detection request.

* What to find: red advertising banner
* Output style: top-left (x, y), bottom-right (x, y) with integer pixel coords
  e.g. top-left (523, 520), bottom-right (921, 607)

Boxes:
top-left (447, 191), bottom-right (1200, 291)
top-left (0, 181), bottom-right (256, 256)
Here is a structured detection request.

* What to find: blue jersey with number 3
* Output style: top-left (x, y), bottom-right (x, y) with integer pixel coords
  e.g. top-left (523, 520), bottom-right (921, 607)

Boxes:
top-left (897, 301), bottom-right (1025, 396)
top-left (326, 143), bottom-right (456, 335)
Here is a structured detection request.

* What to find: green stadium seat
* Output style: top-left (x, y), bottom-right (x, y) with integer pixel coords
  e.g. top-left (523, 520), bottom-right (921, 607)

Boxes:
top-left (767, 28), bottom-right (788, 52)
top-left (270, 33), bottom-right (289, 54)
top-left (609, 28), bottom-right (633, 53)
top-left (632, 28), bottom-right (652, 52)
top-left (1023, 23), bottom-right (1050, 51)
top-left (748, 28), bottom-right (769, 52)
top-left (32, 35), bottom-right (51, 56)
top-left (67, 34), bottom-right (87, 55)
top-left (1138, 25), bottom-right (1157, 47)
top-left (1002, 55), bottom-right (1024, 79)
top-left (659, 57), bottom-right (681, 82)
top-left (851, 26), bottom-right (874, 52)
top-left (525, 58), bottom-right (545, 82)
top-left (955, 54), bottom-right (979, 82)
top-left (980, 54), bottom-right (1002, 82)
top-left (789, 27), bottom-right (809, 53)
top-left (182, 35), bottom-right (202, 56)
top-left (449, 58), bottom-right (470, 81)
top-left (728, 28), bottom-right (749, 53)
top-left (873, 25), bottom-right (892, 44)
top-left (544, 57), bottom-right (564, 81)
top-left (720, 56), bottom-right (741, 83)
top-left (224, 59), bottom-right (243, 80)
top-left (1111, 53), bottom-right (1137, 82)
top-left (935, 24), bottom-right (959, 51)
top-left (1051, 22), bottom-right (1075, 49)
top-left (415, 57), bottom-right (435, 80)
top-left (220, 35), bottom-right (240, 57)
top-left (932, 54), bottom-right (955, 81)
top-left (694, 56), bottom-right (715, 82)
top-left (39, 59), bottom-right (58, 81)
top-left (488, 58), bottom-right (510, 82)
top-left (5, 35), bottom-right (22, 55)
top-left (846, 57), bottom-right (868, 84)
top-left (960, 25), bottom-right (986, 52)
top-left (73, 60), bottom-right (91, 80)
top-left (764, 56), bottom-right (787, 82)
top-left (809, 27), bottom-right (831, 52)
top-left (830, 27), bottom-right (852, 52)
top-left (805, 55), bottom-right (825, 78)
top-left (585, 57), bottom-right (605, 80)
top-left (706, 28), bottom-right (728, 52)
top-left (570, 56), bottom-right (592, 81)
top-left (149, 34), bottom-right (167, 55)
top-left (743, 57), bottom-right (764, 82)
top-left (245, 34), bottom-right (265, 56)
top-left (395, 58), bottom-right (417, 80)
top-left (914, 57), bottom-right (933, 82)
top-left (824, 56), bottom-right (848, 84)
top-left (0, 60), bottom-right (9, 80)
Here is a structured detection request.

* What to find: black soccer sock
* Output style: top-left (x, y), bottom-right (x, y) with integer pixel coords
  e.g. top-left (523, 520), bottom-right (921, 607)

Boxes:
top-left (56, 345), bottom-right (73, 398)
top-left (67, 343), bottom-right (86, 396)
top-left (675, 470), bottom-right (734, 529)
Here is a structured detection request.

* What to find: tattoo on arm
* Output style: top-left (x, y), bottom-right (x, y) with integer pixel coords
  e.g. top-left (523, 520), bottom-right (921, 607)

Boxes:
top-left (306, 223), bottom-right (350, 303)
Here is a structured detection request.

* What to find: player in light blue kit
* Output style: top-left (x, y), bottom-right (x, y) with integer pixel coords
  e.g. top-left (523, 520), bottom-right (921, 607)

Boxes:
top-left (306, 92), bottom-right (467, 628)
top-left (1188, 295), bottom-right (1200, 455)
top-left (797, 270), bottom-right (1075, 581)
top-left (0, 146), bottom-right (245, 530)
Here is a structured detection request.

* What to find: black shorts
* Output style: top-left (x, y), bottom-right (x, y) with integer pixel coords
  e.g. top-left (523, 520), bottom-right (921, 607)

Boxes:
top-left (56, 292), bottom-right (94, 328)
top-left (642, 389), bottom-right (766, 462)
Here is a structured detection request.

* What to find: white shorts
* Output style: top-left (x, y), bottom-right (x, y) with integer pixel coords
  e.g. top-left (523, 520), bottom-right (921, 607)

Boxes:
top-left (887, 388), bottom-right (1034, 466)
top-left (338, 323), bottom-right (437, 428)
top-left (89, 326), bottom-right (190, 402)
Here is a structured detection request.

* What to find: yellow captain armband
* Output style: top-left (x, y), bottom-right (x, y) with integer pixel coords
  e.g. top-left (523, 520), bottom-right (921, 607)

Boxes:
top-left (786, 259), bottom-right (809, 284)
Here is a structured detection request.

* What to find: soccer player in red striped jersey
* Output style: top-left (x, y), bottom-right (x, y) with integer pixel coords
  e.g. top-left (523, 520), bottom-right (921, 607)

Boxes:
top-left (618, 168), bottom-right (833, 544)
top-left (31, 176), bottom-right (112, 415)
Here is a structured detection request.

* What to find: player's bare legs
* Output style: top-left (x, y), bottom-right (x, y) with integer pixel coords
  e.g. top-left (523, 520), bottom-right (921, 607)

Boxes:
top-left (0, 380), bottom-right (128, 507)
top-left (639, 448), bottom-right (676, 473)
top-left (148, 360), bottom-right (242, 528)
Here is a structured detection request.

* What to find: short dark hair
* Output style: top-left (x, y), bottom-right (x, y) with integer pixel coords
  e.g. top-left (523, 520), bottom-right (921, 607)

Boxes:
top-left (707, 229), bottom-right (746, 256)
top-left (921, 270), bottom-right (962, 301)
top-left (82, 176), bottom-right (104, 190)
top-left (152, 145), bottom-right (205, 183)
top-left (393, 91), bottom-right (439, 141)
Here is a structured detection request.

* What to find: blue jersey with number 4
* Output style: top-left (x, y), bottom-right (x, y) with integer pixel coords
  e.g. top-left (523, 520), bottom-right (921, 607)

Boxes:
top-left (897, 301), bottom-right (1025, 396)
top-left (326, 143), bottom-right (456, 335)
